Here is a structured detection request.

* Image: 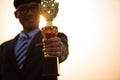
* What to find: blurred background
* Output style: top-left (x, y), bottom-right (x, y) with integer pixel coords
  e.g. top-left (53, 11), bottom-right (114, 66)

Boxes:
top-left (0, 0), bottom-right (120, 80)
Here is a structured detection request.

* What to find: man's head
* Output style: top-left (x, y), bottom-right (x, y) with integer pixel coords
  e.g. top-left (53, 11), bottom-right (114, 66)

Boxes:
top-left (14, 0), bottom-right (41, 9)
top-left (14, 0), bottom-right (41, 33)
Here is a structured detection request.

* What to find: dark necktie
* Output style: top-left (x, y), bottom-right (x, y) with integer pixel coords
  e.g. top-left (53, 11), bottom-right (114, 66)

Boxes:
top-left (16, 36), bottom-right (29, 69)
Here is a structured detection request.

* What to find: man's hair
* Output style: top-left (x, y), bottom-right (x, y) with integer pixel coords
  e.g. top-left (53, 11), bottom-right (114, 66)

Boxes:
top-left (14, 0), bottom-right (41, 9)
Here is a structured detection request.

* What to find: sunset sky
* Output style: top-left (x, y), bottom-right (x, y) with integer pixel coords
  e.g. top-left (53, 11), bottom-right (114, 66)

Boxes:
top-left (0, 0), bottom-right (120, 80)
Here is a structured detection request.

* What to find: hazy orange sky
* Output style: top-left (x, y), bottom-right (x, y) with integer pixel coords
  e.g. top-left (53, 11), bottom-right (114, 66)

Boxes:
top-left (0, 0), bottom-right (120, 80)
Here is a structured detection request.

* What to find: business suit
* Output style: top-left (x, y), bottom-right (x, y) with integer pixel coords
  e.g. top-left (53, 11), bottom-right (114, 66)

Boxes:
top-left (0, 30), bottom-right (68, 80)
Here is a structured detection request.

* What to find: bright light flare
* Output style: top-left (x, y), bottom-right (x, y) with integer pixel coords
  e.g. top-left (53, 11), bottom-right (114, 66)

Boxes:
top-left (39, 16), bottom-right (46, 29)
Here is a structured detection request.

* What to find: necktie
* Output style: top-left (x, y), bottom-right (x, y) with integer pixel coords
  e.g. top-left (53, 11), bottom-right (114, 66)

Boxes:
top-left (16, 36), bottom-right (29, 69)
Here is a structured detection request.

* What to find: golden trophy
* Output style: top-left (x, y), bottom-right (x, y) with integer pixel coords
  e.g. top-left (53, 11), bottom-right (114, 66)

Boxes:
top-left (40, 0), bottom-right (60, 76)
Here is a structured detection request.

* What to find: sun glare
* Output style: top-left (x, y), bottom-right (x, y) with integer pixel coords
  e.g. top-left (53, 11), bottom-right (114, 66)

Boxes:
top-left (39, 16), bottom-right (46, 29)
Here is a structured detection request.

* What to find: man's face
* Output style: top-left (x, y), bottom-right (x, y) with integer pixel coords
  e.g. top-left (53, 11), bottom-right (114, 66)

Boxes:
top-left (15, 2), bottom-right (40, 31)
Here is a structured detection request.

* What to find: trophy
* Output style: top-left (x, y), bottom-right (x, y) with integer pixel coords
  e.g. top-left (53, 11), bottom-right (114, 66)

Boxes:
top-left (40, 0), bottom-right (60, 76)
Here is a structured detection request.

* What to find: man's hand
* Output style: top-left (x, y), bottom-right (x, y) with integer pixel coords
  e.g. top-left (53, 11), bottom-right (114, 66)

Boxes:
top-left (42, 37), bottom-right (62, 57)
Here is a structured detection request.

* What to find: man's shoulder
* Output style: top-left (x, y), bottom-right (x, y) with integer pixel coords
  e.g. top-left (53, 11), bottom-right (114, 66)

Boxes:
top-left (1, 39), bottom-right (14, 47)
top-left (1, 34), bottom-right (19, 47)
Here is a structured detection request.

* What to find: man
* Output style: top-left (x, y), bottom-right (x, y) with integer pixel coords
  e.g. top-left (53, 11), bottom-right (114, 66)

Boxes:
top-left (0, 0), bottom-right (69, 80)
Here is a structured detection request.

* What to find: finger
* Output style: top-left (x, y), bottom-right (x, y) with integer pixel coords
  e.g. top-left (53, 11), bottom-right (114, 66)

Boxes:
top-left (43, 47), bottom-right (62, 52)
top-left (44, 41), bottom-right (62, 48)
top-left (45, 52), bottom-right (62, 56)
top-left (45, 37), bottom-right (61, 44)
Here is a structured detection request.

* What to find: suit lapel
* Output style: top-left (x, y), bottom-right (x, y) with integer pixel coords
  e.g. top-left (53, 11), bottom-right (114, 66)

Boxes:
top-left (28, 30), bottom-right (43, 52)
top-left (7, 35), bottom-right (20, 69)
top-left (23, 31), bottom-right (43, 68)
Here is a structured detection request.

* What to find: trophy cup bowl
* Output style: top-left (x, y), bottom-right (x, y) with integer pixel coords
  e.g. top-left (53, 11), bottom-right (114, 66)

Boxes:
top-left (41, 26), bottom-right (58, 39)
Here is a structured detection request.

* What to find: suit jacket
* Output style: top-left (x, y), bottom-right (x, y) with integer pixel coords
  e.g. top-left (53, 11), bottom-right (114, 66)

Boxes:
top-left (0, 30), bottom-right (68, 80)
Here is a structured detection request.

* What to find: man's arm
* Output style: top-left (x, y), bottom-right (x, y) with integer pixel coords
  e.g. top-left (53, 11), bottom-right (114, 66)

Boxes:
top-left (57, 32), bottom-right (69, 62)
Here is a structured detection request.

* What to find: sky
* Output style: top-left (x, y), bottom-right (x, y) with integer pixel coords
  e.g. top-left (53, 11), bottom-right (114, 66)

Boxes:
top-left (0, 0), bottom-right (120, 80)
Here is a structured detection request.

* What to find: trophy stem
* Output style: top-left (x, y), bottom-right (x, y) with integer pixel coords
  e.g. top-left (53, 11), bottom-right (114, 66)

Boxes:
top-left (46, 21), bottom-right (53, 26)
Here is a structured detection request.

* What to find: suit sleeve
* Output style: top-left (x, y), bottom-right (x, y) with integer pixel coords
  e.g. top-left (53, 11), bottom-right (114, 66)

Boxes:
top-left (0, 45), bottom-right (2, 80)
top-left (57, 32), bottom-right (69, 63)
top-left (0, 44), bottom-right (4, 80)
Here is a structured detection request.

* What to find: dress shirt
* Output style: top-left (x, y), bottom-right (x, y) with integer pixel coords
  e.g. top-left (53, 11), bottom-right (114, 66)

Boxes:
top-left (15, 28), bottom-right (40, 56)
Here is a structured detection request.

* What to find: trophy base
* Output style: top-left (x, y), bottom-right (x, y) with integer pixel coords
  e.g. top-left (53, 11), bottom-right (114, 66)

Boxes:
top-left (42, 57), bottom-right (60, 76)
